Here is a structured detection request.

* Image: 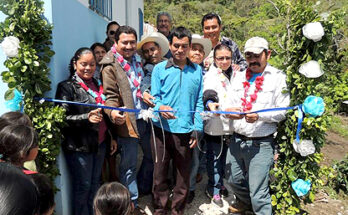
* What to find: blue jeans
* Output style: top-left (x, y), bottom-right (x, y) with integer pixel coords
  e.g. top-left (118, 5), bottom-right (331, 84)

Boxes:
top-left (118, 119), bottom-right (153, 206)
top-left (65, 142), bottom-right (106, 215)
top-left (226, 134), bottom-right (274, 215)
top-left (206, 135), bottom-right (228, 196)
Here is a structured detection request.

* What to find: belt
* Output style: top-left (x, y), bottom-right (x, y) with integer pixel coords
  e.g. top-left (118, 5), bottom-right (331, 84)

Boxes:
top-left (234, 133), bottom-right (274, 141)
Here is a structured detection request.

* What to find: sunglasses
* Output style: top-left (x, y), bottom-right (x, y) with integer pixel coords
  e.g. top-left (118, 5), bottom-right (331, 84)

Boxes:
top-left (109, 30), bottom-right (116, 35)
top-left (215, 56), bottom-right (232, 61)
top-left (245, 52), bottom-right (262, 59)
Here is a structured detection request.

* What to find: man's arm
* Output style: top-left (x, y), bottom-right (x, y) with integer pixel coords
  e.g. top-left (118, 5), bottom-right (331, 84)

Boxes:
top-left (102, 65), bottom-right (126, 124)
top-left (151, 64), bottom-right (164, 111)
top-left (190, 68), bottom-right (204, 148)
top-left (257, 72), bottom-right (290, 122)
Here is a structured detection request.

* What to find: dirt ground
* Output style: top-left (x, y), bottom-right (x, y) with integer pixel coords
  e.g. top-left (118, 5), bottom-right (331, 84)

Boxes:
top-left (138, 115), bottom-right (348, 215)
top-left (302, 120), bottom-right (348, 215)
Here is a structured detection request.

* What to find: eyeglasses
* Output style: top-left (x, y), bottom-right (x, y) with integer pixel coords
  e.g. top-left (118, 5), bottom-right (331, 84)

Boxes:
top-left (245, 52), bottom-right (262, 59)
top-left (109, 30), bottom-right (116, 35)
top-left (158, 19), bottom-right (170, 23)
top-left (215, 56), bottom-right (232, 61)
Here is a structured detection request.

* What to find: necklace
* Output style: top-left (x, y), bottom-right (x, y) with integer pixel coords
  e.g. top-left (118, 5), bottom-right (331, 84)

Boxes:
top-left (78, 78), bottom-right (106, 105)
top-left (241, 69), bottom-right (264, 111)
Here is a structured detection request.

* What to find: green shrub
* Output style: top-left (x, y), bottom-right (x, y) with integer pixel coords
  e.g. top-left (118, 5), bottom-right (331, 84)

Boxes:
top-left (330, 155), bottom-right (348, 193)
top-left (0, 0), bottom-right (65, 184)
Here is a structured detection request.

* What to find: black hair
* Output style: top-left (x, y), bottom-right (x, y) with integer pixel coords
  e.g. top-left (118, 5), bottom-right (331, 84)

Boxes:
top-left (114, 25), bottom-right (137, 43)
top-left (201, 13), bottom-right (222, 28)
top-left (213, 43), bottom-right (233, 59)
top-left (68, 47), bottom-right (95, 77)
top-left (106, 21), bottom-right (120, 33)
top-left (168, 26), bottom-right (192, 45)
top-left (90, 43), bottom-right (107, 52)
top-left (0, 111), bottom-right (32, 131)
top-left (0, 162), bottom-right (39, 215)
top-left (0, 124), bottom-right (38, 166)
top-left (30, 173), bottom-right (55, 215)
top-left (94, 182), bottom-right (132, 215)
top-left (156, 12), bottom-right (172, 24)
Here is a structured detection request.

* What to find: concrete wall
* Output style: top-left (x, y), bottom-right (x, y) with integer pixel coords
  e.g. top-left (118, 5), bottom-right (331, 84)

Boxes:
top-left (0, 11), bottom-right (10, 114)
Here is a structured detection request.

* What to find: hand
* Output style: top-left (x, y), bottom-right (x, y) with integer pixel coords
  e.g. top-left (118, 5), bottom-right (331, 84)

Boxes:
top-left (208, 102), bottom-right (220, 116)
top-left (88, 108), bottom-right (103, 123)
top-left (274, 153), bottom-right (279, 162)
top-left (111, 109), bottom-right (126, 125)
top-left (110, 139), bottom-right (117, 155)
top-left (245, 112), bottom-right (259, 123)
top-left (189, 137), bottom-right (197, 148)
top-left (159, 105), bottom-right (176, 119)
top-left (143, 92), bottom-right (155, 107)
top-left (224, 107), bottom-right (244, 119)
top-left (232, 64), bottom-right (240, 71)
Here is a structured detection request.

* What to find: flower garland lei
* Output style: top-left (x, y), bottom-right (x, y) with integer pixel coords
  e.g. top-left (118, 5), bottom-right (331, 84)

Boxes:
top-left (77, 77), bottom-right (106, 105)
top-left (241, 69), bottom-right (264, 111)
top-left (111, 45), bottom-right (143, 98)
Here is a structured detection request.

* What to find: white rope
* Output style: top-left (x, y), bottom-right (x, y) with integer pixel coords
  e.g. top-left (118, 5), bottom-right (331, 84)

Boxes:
top-left (215, 136), bottom-right (224, 160)
top-left (141, 108), bottom-right (158, 163)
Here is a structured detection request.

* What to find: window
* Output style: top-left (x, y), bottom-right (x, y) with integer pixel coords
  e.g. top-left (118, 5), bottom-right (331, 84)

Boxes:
top-left (89, 0), bottom-right (112, 20)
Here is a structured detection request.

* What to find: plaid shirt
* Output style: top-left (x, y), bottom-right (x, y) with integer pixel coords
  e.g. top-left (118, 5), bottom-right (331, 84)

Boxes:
top-left (204, 36), bottom-right (247, 71)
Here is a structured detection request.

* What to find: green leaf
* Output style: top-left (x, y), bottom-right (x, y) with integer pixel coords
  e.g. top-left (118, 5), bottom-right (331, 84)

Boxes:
top-left (287, 169), bottom-right (298, 181)
top-left (24, 57), bottom-right (32, 65)
top-left (4, 89), bottom-right (14, 100)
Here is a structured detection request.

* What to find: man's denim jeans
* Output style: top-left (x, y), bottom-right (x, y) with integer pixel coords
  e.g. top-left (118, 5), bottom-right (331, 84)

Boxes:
top-left (206, 135), bottom-right (228, 196)
top-left (65, 142), bottom-right (106, 215)
top-left (226, 135), bottom-right (274, 215)
top-left (117, 119), bottom-right (153, 206)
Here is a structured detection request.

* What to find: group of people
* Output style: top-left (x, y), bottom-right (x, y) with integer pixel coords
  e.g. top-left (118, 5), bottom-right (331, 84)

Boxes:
top-left (0, 10), bottom-right (290, 215)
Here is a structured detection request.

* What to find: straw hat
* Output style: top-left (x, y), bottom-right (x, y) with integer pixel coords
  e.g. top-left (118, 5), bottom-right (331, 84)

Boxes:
top-left (191, 34), bottom-right (212, 59)
top-left (137, 32), bottom-right (169, 58)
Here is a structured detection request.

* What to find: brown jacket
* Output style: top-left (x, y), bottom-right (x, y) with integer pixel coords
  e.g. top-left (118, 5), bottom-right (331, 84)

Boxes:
top-left (100, 51), bottom-right (139, 138)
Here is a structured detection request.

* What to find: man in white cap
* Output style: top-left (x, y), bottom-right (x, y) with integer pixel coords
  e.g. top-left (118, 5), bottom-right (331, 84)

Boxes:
top-left (187, 34), bottom-right (212, 204)
top-left (137, 32), bottom-right (169, 107)
top-left (224, 37), bottom-right (290, 214)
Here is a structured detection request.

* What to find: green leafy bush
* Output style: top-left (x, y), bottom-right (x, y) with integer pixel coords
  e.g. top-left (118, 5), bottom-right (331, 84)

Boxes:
top-left (330, 155), bottom-right (348, 194)
top-left (0, 0), bottom-right (65, 183)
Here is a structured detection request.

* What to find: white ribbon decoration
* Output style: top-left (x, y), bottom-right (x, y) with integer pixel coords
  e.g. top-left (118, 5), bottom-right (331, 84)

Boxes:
top-left (1, 36), bottom-right (20, 57)
top-left (302, 22), bottom-right (325, 42)
top-left (299, 60), bottom-right (324, 78)
top-left (293, 139), bottom-right (316, 157)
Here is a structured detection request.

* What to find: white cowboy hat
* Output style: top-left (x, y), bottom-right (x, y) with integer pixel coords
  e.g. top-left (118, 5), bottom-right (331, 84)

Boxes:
top-left (137, 32), bottom-right (169, 58)
top-left (191, 34), bottom-right (212, 59)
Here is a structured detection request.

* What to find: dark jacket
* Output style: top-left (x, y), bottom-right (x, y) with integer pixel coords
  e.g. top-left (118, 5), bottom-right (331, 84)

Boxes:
top-left (55, 75), bottom-right (104, 153)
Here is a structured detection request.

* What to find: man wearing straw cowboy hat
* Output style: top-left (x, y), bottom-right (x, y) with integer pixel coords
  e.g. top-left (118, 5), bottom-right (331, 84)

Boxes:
top-left (187, 34), bottom-right (212, 204)
top-left (137, 32), bottom-right (169, 108)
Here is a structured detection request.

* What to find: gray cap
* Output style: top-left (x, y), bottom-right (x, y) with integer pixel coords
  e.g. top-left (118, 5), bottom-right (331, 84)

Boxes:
top-left (244, 37), bottom-right (269, 54)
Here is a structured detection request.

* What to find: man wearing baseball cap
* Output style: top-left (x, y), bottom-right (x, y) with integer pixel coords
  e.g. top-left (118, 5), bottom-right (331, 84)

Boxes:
top-left (225, 36), bottom-right (290, 214)
top-left (137, 32), bottom-right (169, 107)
